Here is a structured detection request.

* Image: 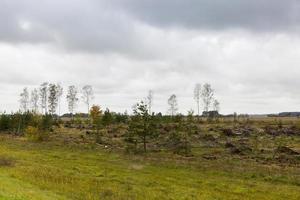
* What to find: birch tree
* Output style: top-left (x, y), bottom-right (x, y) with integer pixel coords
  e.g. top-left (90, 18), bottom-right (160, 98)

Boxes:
top-left (67, 85), bottom-right (79, 117)
top-left (39, 82), bottom-right (48, 114)
top-left (48, 83), bottom-right (59, 115)
top-left (193, 83), bottom-right (201, 117)
top-left (201, 83), bottom-right (214, 113)
top-left (20, 87), bottom-right (29, 112)
top-left (168, 94), bottom-right (178, 116)
top-left (30, 88), bottom-right (39, 113)
top-left (147, 90), bottom-right (153, 114)
top-left (56, 83), bottom-right (63, 116)
top-left (213, 99), bottom-right (220, 112)
top-left (81, 85), bottom-right (94, 114)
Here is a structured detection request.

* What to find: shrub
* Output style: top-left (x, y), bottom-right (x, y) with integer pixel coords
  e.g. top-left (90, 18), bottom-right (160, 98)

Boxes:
top-left (102, 109), bottom-right (114, 126)
top-left (0, 114), bottom-right (10, 131)
top-left (167, 119), bottom-right (193, 156)
top-left (25, 126), bottom-right (49, 142)
top-left (39, 115), bottom-right (53, 131)
top-left (95, 129), bottom-right (109, 145)
top-left (126, 101), bottom-right (158, 153)
top-left (168, 130), bottom-right (191, 156)
top-left (115, 112), bottom-right (128, 124)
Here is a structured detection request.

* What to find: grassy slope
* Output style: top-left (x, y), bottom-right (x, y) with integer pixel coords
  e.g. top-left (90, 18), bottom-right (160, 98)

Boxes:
top-left (0, 136), bottom-right (299, 200)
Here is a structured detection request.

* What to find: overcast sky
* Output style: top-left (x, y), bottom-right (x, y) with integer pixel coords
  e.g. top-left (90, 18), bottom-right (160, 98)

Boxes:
top-left (1, 0), bottom-right (300, 114)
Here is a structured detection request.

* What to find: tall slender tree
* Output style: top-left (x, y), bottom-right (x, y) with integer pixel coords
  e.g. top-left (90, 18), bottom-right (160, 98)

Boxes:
top-left (81, 85), bottom-right (94, 115)
top-left (127, 101), bottom-right (156, 152)
top-left (201, 83), bottom-right (214, 114)
top-left (213, 99), bottom-right (220, 112)
top-left (147, 90), bottom-right (153, 114)
top-left (90, 105), bottom-right (102, 133)
top-left (30, 88), bottom-right (39, 113)
top-left (20, 87), bottom-right (29, 113)
top-left (194, 83), bottom-right (201, 118)
top-left (56, 83), bottom-right (63, 116)
top-left (168, 94), bottom-right (178, 117)
top-left (66, 85), bottom-right (79, 118)
top-left (213, 99), bottom-right (220, 119)
top-left (39, 82), bottom-right (48, 114)
top-left (48, 83), bottom-right (59, 115)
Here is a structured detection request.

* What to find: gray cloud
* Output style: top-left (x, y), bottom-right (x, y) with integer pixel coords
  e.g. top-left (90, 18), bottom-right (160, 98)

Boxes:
top-left (112, 0), bottom-right (300, 31)
top-left (0, 0), bottom-right (300, 114)
top-left (0, 0), bottom-right (150, 57)
top-left (1, 0), bottom-right (300, 55)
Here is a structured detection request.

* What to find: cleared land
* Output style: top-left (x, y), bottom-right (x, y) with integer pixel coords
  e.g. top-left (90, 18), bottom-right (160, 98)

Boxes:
top-left (0, 118), bottom-right (299, 199)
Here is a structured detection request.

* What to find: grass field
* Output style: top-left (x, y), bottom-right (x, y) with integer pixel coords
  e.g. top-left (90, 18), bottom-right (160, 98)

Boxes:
top-left (0, 127), bottom-right (299, 200)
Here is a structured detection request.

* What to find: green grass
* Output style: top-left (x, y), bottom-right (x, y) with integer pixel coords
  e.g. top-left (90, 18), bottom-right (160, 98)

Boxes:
top-left (0, 135), bottom-right (299, 200)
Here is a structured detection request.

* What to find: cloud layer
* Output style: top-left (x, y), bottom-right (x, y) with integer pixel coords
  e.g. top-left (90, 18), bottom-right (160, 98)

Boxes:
top-left (0, 0), bottom-right (300, 114)
top-left (112, 0), bottom-right (300, 31)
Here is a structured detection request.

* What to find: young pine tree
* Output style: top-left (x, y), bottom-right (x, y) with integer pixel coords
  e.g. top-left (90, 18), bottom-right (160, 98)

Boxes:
top-left (126, 101), bottom-right (157, 153)
top-left (168, 114), bottom-right (193, 156)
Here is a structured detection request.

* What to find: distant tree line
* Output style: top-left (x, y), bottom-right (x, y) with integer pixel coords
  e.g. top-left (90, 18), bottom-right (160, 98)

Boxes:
top-left (17, 82), bottom-right (220, 118)
top-left (18, 83), bottom-right (94, 117)
top-left (0, 82), bottom-right (222, 154)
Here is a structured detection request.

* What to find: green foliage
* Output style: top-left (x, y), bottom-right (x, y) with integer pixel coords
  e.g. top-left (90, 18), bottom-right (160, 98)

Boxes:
top-left (39, 114), bottom-right (53, 131)
top-left (95, 129), bottom-right (110, 145)
top-left (0, 114), bottom-right (11, 131)
top-left (168, 117), bottom-right (192, 156)
top-left (48, 83), bottom-right (59, 115)
top-left (74, 115), bottom-right (82, 126)
top-left (126, 101), bottom-right (157, 153)
top-left (0, 112), bottom-right (41, 134)
top-left (102, 108), bottom-right (114, 126)
top-left (25, 126), bottom-right (49, 142)
top-left (0, 112), bottom-right (53, 134)
top-left (168, 130), bottom-right (191, 155)
top-left (173, 114), bottom-right (184, 123)
top-left (114, 112), bottom-right (129, 124)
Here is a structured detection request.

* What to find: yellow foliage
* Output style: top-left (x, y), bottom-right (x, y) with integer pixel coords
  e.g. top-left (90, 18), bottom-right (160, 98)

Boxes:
top-left (25, 126), bottom-right (48, 142)
top-left (90, 105), bottom-right (102, 124)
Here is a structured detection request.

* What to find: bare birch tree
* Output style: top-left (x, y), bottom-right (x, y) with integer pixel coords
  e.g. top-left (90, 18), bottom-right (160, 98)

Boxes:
top-left (81, 85), bottom-right (94, 114)
top-left (213, 99), bottom-right (220, 112)
top-left (39, 82), bottom-right (48, 114)
top-left (201, 83), bottom-right (214, 114)
top-left (20, 87), bottom-right (29, 113)
top-left (67, 85), bottom-right (79, 117)
top-left (56, 83), bottom-right (63, 116)
top-left (30, 88), bottom-right (39, 113)
top-left (147, 90), bottom-right (153, 114)
top-left (193, 83), bottom-right (201, 117)
top-left (168, 94), bottom-right (178, 116)
top-left (48, 83), bottom-right (59, 115)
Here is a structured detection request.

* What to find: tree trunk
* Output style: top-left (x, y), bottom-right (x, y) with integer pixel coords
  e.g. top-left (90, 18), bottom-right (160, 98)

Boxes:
top-left (87, 102), bottom-right (90, 116)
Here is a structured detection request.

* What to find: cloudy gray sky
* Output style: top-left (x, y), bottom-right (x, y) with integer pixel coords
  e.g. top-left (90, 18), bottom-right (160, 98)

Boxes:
top-left (1, 0), bottom-right (300, 114)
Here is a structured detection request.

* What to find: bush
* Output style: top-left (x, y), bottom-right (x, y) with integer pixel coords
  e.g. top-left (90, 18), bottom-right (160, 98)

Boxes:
top-left (168, 130), bottom-right (192, 156)
top-left (25, 126), bottom-right (49, 142)
top-left (115, 113), bottom-right (128, 124)
top-left (102, 109), bottom-right (114, 126)
top-left (0, 114), bottom-right (10, 131)
top-left (39, 115), bottom-right (53, 131)
top-left (95, 129), bottom-right (109, 145)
